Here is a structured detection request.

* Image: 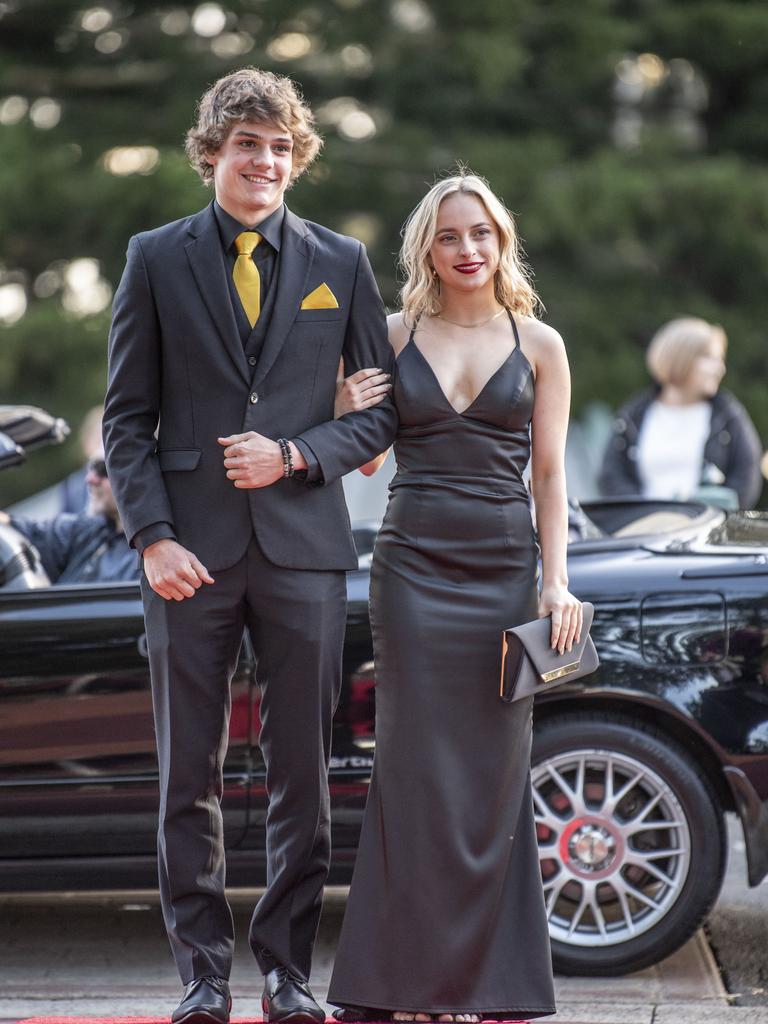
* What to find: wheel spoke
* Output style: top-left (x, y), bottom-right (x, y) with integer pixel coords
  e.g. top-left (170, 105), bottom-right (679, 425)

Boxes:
top-left (624, 856), bottom-right (676, 887)
top-left (629, 789), bottom-right (664, 823)
top-left (567, 885), bottom-right (590, 937)
top-left (532, 786), bottom-right (565, 835)
top-left (622, 877), bottom-right (661, 910)
top-left (543, 875), bottom-right (568, 917)
top-left (624, 818), bottom-right (684, 835)
top-left (547, 760), bottom-right (587, 816)
top-left (602, 766), bottom-right (644, 816)
top-left (588, 891), bottom-right (608, 939)
top-left (630, 846), bottom-right (685, 860)
top-left (606, 879), bottom-right (637, 936)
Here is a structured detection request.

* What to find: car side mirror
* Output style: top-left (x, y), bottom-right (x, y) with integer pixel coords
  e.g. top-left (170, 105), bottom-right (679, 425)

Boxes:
top-left (0, 430), bottom-right (25, 470)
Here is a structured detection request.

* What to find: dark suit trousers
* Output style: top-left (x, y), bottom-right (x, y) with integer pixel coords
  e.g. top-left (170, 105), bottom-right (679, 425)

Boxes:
top-left (141, 536), bottom-right (347, 984)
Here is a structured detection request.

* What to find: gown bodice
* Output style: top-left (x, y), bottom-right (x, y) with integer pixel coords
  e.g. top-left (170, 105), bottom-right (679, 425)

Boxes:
top-left (390, 311), bottom-right (535, 500)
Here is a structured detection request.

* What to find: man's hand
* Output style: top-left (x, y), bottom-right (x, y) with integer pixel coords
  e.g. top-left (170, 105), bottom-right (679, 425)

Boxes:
top-left (218, 431), bottom-right (307, 487)
top-left (143, 538), bottom-right (214, 601)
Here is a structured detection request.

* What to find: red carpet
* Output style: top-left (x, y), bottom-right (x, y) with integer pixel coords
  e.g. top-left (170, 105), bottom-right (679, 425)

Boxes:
top-left (16, 1019), bottom-right (532, 1024)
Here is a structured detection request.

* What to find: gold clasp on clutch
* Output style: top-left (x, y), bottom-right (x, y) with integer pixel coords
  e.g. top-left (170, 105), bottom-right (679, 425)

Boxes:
top-left (540, 660), bottom-right (581, 684)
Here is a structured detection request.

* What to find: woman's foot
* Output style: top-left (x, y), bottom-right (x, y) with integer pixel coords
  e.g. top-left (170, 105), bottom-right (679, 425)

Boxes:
top-left (393, 1014), bottom-right (432, 1022)
top-left (439, 1016), bottom-right (480, 1023)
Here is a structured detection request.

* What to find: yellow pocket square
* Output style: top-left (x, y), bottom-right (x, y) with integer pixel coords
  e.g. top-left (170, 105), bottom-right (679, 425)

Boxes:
top-left (300, 282), bottom-right (339, 311)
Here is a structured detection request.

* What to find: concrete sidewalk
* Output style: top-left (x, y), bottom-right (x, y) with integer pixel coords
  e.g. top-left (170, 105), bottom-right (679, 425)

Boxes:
top-left (0, 889), bottom-right (765, 1024)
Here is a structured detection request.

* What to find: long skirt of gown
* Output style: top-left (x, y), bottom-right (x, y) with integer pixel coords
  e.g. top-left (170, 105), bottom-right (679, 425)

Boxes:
top-left (327, 481), bottom-right (556, 1019)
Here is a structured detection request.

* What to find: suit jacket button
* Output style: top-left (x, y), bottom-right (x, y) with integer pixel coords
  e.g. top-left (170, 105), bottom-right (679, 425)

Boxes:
top-left (248, 356), bottom-right (257, 366)
top-left (250, 392), bottom-right (259, 404)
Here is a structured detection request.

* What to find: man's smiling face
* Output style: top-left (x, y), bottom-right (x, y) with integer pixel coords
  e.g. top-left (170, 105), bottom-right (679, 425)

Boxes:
top-left (206, 120), bottom-right (294, 225)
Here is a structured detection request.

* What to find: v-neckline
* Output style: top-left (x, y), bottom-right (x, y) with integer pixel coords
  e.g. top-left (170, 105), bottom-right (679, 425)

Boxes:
top-left (403, 336), bottom-right (530, 418)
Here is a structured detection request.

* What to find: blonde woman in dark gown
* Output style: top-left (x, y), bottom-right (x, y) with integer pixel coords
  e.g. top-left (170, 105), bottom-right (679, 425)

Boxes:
top-left (329, 173), bottom-right (580, 1024)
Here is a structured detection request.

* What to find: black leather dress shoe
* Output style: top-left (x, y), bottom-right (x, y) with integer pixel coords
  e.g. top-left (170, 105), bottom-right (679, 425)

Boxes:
top-left (172, 976), bottom-right (232, 1024)
top-left (262, 965), bottom-right (325, 1024)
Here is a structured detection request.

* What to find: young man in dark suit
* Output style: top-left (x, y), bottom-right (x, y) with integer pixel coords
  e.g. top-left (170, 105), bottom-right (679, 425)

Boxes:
top-left (103, 68), bottom-right (396, 1024)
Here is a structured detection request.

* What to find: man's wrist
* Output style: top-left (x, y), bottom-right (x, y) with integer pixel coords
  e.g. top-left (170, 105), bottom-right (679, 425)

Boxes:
top-left (144, 537), bottom-right (177, 557)
top-left (288, 441), bottom-right (307, 472)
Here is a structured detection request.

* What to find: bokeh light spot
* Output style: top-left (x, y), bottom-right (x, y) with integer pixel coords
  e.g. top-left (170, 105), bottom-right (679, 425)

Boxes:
top-left (80, 7), bottom-right (112, 32)
top-left (267, 32), bottom-right (313, 61)
top-left (160, 9), bottom-right (190, 35)
top-left (95, 30), bottom-right (126, 54)
top-left (0, 283), bottom-right (27, 325)
top-left (29, 98), bottom-right (61, 130)
top-left (192, 3), bottom-right (226, 38)
top-left (338, 110), bottom-right (377, 141)
top-left (391, 0), bottom-right (433, 32)
top-left (62, 259), bottom-right (112, 317)
top-left (0, 95), bottom-right (28, 125)
top-left (101, 146), bottom-right (160, 175)
top-left (211, 31), bottom-right (254, 58)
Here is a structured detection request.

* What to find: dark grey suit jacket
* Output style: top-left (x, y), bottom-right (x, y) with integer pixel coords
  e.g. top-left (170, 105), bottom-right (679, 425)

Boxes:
top-left (103, 202), bottom-right (398, 572)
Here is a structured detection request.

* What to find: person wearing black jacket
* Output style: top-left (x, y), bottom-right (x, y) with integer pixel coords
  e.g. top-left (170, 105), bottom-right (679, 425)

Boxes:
top-left (598, 317), bottom-right (763, 508)
top-left (103, 68), bottom-right (397, 1024)
top-left (0, 455), bottom-right (138, 583)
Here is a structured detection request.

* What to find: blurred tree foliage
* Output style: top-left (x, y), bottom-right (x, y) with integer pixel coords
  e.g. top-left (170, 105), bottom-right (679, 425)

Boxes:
top-left (0, 0), bottom-right (766, 502)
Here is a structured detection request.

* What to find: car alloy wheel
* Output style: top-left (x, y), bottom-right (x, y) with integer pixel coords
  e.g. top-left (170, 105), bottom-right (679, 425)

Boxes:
top-left (530, 713), bottom-right (726, 975)
top-left (532, 748), bottom-right (691, 947)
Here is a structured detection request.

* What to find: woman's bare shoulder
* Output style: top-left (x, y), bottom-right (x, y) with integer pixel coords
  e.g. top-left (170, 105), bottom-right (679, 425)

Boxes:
top-left (387, 311), bottom-right (412, 356)
top-left (515, 315), bottom-right (566, 375)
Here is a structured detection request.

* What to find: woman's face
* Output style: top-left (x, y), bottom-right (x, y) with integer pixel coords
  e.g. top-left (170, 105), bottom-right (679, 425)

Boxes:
top-left (428, 192), bottom-right (501, 295)
top-left (687, 337), bottom-right (726, 398)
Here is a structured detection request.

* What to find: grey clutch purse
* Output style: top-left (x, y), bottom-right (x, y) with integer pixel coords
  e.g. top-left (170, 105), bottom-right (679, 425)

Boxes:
top-left (500, 601), bottom-right (599, 702)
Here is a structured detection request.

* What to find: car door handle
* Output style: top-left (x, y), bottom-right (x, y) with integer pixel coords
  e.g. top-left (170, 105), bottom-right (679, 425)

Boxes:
top-left (138, 633), bottom-right (149, 659)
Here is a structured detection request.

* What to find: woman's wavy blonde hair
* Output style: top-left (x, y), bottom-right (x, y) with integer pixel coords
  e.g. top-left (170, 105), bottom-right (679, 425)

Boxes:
top-left (399, 172), bottom-right (541, 323)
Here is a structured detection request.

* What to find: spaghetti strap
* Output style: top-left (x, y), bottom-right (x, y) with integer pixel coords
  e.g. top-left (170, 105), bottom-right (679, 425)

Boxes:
top-left (507, 308), bottom-right (520, 349)
top-left (408, 314), bottom-right (421, 344)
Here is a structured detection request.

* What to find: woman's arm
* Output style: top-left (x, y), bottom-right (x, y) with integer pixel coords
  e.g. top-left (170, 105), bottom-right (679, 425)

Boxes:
top-left (334, 357), bottom-right (391, 475)
top-left (720, 394), bottom-right (763, 508)
top-left (527, 321), bottom-right (582, 654)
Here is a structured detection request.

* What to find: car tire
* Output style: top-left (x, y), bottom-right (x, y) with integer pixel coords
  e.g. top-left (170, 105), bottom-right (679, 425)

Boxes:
top-left (531, 710), bottom-right (726, 976)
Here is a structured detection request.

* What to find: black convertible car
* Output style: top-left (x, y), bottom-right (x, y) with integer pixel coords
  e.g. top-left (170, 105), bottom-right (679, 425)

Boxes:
top-left (1, 407), bottom-right (767, 979)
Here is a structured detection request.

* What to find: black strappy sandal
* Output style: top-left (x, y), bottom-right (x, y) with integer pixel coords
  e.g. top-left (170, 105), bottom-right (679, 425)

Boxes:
top-left (332, 1007), bottom-right (392, 1022)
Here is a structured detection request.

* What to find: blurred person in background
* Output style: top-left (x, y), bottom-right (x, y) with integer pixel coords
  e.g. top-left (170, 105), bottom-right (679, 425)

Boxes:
top-left (0, 453), bottom-right (138, 583)
top-left (56, 404), bottom-right (105, 514)
top-left (598, 317), bottom-right (762, 508)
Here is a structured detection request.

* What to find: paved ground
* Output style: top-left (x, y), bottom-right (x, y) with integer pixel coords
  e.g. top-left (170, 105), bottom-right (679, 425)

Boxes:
top-left (0, 816), bottom-right (766, 1024)
top-left (708, 817), bottom-right (768, 1007)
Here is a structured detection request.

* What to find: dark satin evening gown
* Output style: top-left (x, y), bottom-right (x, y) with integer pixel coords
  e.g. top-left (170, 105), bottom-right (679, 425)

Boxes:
top-left (328, 312), bottom-right (556, 1020)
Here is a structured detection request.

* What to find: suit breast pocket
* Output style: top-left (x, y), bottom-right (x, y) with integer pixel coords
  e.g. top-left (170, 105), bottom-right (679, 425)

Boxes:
top-left (294, 310), bottom-right (345, 325)
top-left (157, 448), bottom-right (201, 471)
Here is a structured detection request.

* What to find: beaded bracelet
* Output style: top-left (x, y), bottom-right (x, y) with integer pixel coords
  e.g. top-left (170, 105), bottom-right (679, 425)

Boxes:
top-left (276, 437), bottom-right (294, 478)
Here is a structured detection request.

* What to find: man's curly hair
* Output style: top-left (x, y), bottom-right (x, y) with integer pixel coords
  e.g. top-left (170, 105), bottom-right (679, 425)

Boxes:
top-left (185, 68), bottom-right (323, 185)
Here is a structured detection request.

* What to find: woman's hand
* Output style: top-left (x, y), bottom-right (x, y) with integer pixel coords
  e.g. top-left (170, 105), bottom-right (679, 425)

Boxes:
top-left (334, 358), bottom-right (391, 419)
top-left (538, 584), bottom-right (582, 655)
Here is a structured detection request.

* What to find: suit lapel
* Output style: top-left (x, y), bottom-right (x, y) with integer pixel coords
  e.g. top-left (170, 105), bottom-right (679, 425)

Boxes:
top-left (252, 207), bottom-right (316, 389)
top-left (184, 203), bottom-right (250, 385)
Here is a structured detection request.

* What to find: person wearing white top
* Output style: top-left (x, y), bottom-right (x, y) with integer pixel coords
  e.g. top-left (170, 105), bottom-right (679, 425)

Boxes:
top-left (599, 317), bottom-right (763, 508)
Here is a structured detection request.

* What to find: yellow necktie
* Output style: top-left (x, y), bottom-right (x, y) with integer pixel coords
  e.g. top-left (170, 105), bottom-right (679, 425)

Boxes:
top-left (233, 231), bottom-right (262, 327)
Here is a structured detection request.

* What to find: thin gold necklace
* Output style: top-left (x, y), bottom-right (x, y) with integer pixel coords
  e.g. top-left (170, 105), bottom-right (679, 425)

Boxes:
top-left (435, 307), bottom-right (506, 329)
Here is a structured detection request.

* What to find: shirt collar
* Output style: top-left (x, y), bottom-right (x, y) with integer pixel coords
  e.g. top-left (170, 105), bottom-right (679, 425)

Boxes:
top-left (214, 200), bottom-right (284, 254)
